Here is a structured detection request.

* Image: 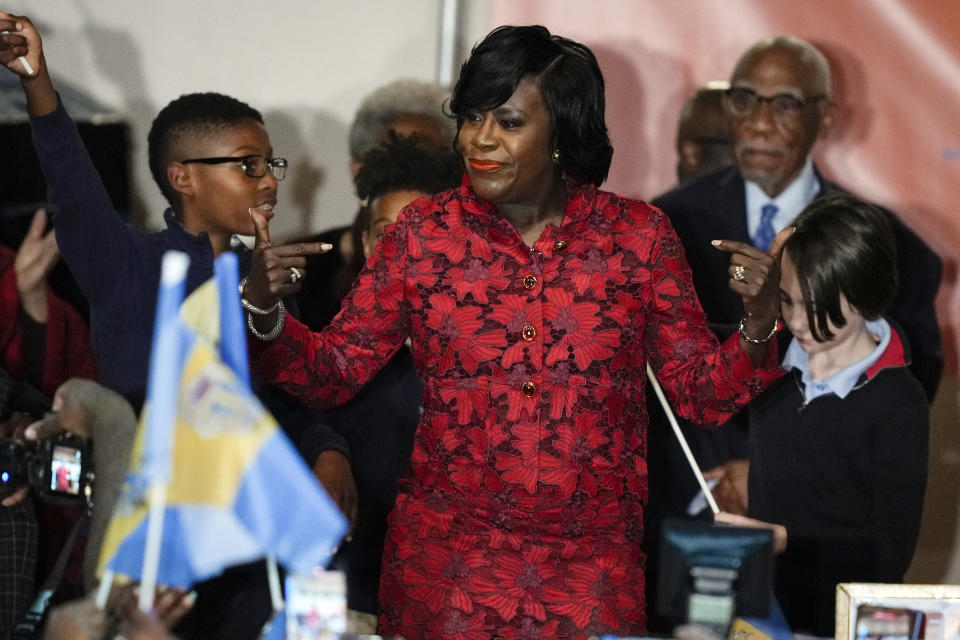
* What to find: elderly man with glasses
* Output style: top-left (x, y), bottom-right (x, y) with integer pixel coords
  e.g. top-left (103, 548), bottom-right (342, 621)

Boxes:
top-left (643, 34), bottom-right (941, 633)
top-left (653, 35), bottom-right (941, 400)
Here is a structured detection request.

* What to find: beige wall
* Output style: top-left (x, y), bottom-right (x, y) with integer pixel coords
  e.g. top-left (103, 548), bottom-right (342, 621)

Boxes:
top-left (11, 0), bottom-right (491, 240)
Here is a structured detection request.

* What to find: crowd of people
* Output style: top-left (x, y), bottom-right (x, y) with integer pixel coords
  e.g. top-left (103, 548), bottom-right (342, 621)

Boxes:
top-left (0, 10), bottom-right (939, 640)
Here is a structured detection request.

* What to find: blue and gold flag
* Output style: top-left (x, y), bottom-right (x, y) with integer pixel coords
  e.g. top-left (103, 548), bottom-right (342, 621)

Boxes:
top-left (97, 252), bottom-right (347, 586)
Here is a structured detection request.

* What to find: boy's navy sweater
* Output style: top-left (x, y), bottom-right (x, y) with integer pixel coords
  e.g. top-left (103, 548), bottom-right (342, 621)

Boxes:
top-left (748, 322), bottom-right (928, 637)
top-left (30, 99), bottom-right (346, 461)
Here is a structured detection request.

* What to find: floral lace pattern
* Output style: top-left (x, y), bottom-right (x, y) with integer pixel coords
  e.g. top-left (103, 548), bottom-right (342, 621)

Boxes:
top-left (252, 180), bottom-right (781, 639)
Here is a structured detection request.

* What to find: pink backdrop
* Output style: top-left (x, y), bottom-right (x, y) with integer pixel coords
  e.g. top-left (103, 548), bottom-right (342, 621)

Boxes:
top-left (490, 0), bottom-right (960, 370)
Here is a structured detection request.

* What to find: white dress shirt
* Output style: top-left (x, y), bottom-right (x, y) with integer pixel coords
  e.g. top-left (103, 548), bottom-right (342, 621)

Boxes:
top-left (745, 156), bottom-right (821, 240)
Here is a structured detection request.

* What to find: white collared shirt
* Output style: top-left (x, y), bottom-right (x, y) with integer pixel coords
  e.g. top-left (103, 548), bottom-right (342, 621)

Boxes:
top-left (782, 318), bottom-right (891, 403)
top-left (744, 156), bottom-right (821, 241)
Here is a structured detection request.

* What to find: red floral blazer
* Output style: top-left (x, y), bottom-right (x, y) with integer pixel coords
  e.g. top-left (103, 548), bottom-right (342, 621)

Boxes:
top-left (252, 180), bottom-right (781, 638)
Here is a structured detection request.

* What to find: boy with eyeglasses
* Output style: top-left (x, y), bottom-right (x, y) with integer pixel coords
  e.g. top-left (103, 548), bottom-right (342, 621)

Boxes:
top-left (2, 28), bottom-right (301, 403)
top-left (1, 13), bottom-right (355, 637)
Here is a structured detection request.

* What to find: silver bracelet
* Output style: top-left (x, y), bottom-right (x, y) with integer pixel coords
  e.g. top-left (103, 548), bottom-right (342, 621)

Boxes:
top-left (246, 301), bottom-right (285, 341)
top-left (738, 315), bottom-right (779, 344)
top-left (238, 277), bottom-right (280, 315)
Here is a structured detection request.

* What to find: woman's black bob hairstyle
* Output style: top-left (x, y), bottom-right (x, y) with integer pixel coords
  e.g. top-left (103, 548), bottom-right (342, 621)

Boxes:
top-left (449, 25), bottom-right (613, 186)
top-left (785, 194), bottom-right (897, 342)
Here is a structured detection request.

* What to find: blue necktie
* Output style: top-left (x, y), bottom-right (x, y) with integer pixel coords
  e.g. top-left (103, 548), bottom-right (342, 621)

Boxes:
top-left (753, 203), bottom-right (778, 252)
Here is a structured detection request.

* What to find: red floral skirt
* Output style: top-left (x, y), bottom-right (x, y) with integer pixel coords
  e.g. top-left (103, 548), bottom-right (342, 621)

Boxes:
top-left (377, 492), bottom-right (647, 640)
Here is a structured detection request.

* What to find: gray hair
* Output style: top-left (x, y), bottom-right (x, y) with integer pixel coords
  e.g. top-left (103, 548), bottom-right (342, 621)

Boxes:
top-left (348, 79), bottom-right (456, 160)
top-left (732, 36), bottom-right (832, 98)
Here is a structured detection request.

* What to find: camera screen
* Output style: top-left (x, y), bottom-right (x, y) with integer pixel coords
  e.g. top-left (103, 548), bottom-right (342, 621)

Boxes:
top-left (284, 572), bottom-right (347, 639)
top-left (50, 445), bottom-right (82, 495)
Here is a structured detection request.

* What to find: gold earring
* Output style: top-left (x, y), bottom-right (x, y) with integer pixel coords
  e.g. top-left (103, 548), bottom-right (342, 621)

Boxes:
top-left (551, 149), bottom-right (560, 164)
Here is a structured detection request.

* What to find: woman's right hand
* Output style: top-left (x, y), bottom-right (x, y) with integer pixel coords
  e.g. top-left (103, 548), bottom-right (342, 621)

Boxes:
top-left (244, 206), bottom-right (331, 312)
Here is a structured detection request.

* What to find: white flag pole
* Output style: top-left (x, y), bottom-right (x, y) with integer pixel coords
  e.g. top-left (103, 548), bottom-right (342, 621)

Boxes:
top-left (139, 483), bottom-right (168, 611)
top-left (94, 569), bottom-right (114, 609)
top-left (646, 363), bottom-right (720, 515)
top-left (266, 553), bottom-right (284, 612)
top-left (138, 252), bottom-right (190, 612)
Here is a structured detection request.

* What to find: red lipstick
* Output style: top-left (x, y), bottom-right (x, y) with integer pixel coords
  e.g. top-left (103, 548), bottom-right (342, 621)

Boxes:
top-left (468, 159), bottom-right (503, 171)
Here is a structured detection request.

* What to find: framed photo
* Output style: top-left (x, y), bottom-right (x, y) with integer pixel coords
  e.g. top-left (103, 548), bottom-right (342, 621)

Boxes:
top-left (836, 583), bottom-right (960, 640)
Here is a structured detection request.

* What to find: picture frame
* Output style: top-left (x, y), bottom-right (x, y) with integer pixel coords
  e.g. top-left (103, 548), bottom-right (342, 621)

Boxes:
top-left (836, 583), bottom-right (960, 640)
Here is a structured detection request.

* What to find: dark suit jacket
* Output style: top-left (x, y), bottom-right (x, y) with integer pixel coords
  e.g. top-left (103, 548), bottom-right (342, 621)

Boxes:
top-left (652, 164), bottom-right (943, 400)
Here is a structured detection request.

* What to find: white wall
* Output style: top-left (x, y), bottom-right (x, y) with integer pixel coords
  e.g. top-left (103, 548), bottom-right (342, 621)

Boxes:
top-left (9, 0), bottom-right (491, 240)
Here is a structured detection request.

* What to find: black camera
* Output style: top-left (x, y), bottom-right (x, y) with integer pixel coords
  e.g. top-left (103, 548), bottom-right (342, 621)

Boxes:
top-left (0, 433), bottom-right (92, 507)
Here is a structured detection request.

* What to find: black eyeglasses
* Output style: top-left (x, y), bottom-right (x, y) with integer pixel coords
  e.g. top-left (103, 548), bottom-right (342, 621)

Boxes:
top-left (181, 154), bottom-right (288, 180)
top-left (725, 87), bottom-right (826, 124)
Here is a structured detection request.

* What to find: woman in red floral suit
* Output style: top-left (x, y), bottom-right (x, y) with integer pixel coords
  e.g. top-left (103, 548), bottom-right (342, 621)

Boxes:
top-left (243, 26), bottom-right (790, 640)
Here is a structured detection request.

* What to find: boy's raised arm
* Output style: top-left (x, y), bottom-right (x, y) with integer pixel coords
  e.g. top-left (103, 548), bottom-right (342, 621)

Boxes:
top-left (0, 11), bottom-right (56, 116)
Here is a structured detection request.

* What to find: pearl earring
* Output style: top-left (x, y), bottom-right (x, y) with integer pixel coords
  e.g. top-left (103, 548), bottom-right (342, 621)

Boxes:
top-left (551, 149), bottom-right (560, 164)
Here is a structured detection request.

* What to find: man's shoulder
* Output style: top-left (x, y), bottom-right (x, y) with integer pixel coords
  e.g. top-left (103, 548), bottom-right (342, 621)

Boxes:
top-left (816, 170), bottom-right (904, 222)
top-left (651, 165), bottom-right (743, 217)
top-left (816, 174), bottom-right (940, 263)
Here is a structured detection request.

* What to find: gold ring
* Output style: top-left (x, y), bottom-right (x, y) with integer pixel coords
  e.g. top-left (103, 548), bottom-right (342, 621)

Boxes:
top-left (732, 265), bottom-right (746, 282)
top-left (289, 267), bottom-right (302, 283)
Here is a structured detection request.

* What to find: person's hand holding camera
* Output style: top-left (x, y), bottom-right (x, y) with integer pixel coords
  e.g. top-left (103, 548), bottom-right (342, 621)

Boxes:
top-left (0, 379), bottom-right (101, 508)
top-left (25, 378), bottom-right (100, 441)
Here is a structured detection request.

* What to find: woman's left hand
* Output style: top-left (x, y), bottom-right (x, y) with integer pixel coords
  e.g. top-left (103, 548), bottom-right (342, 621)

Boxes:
top-left (712, 226), bottom-right (794, 335)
